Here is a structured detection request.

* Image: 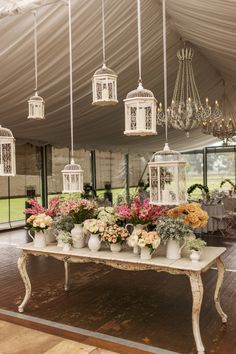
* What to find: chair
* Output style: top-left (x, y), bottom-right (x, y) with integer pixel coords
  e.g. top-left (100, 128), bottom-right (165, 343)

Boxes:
top-left (211, 202), bottom-right (235, 236)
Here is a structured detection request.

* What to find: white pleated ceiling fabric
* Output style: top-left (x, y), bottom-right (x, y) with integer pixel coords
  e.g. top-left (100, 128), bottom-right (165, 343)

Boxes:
top-left (0, 0), bottom-right (235, 152)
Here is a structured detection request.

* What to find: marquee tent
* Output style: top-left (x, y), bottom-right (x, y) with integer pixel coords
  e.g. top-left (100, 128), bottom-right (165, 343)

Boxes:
top-left (0, 0), bottom-right (235, 152)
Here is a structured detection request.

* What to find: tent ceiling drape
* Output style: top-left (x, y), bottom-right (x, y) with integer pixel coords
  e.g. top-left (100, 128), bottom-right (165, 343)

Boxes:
top-left (0, 0), bottom-right (235, 152)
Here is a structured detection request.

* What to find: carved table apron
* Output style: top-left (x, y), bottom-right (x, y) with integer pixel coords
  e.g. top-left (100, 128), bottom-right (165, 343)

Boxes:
top-left (17, 244), bottom-right (227, 354)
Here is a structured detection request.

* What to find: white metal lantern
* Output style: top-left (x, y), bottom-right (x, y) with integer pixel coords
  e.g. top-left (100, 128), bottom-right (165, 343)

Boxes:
top-left (27, 12), bottom-right (45, 120)
top-left (62, 159), bottom-right (84, 194)
top-left (148, 143), bottom-right (187, 205)
top-left (28, 91), bottom-right (45, 120)
top-left (124, 82), bottom-right (157, 136)
top-left (0, 125), bottom-right (16, 176)
top-left (92, 64), bottom-right (118, 106)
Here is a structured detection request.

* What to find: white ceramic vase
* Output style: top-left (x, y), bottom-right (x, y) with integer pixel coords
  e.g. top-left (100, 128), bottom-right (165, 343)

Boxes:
top-left (166, 239), bottom-right (185, 260)
top-left (126, 224), bottom-right (146, 254)
top-left (190, 250), bottom-right (201, 262)
top-left (140, 246), bottom-right (152, 260)
top-left (45, 228), bottom-right (57, 244)
top-left (110, 243), bottom-right (122, 252)
top-left (62, 243), bottom-right (71, 252)
top-left (71, 224), bottom-right (85, 249)
top-left (28, 230), bottom-right (46, 248)
top-left (88, 234), bottom-right (101, 252)
top-left (57, 239), bottom-right (64, 248)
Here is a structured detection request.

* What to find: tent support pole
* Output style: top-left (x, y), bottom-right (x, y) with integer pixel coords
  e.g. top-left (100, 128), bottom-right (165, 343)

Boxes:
top-left (91, 150), bottom-right (97, 192)
top-left (41, 146), bottom-right (48, 208)
top-left (203, 147), bottom-right (207, 187)
top-left (125, 153), bottom-right (130, 204)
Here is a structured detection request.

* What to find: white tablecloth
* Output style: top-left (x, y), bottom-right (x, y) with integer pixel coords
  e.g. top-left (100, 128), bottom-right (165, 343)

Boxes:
top-left (195, 204), bottom-right (225, 234)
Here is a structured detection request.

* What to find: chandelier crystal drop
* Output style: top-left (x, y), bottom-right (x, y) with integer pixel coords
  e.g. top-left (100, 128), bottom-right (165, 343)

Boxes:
top-left (62, 0), bottom-right (83, 194)
top-left (0, 125), bottom-right (16, 177)
top-left (124, 0), bottom-right (157, 136)
top-left (28, 11), bottom-right (45, 120)
top-left (157, 45), bottom-right (212, 137)
top-left (148, 0), bottom-right (187, 206)
top-left (92, 0), bottom-right (118, 106)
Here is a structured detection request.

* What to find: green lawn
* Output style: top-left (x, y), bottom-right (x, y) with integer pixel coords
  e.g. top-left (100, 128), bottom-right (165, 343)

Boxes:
top-left (0, 176), bottom-right (233, 224)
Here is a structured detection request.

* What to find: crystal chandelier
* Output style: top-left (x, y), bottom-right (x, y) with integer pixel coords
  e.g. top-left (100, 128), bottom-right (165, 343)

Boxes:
top-left (28, 11), bottom-right (45, 120)
top-left (92, 0), bottom-right (118, 106)
top-left (157, 44), bottom-right (212, 137)
top-left (62, 0), bottom-right (83, 194)
top-left (202, 82), bottom-right (236, 143)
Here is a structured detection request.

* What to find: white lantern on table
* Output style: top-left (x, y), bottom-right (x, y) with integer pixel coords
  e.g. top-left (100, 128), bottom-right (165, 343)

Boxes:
top-left (148, 143), bottom-right (187, 205)
top-left (0, 125), bottom-right (16, 176)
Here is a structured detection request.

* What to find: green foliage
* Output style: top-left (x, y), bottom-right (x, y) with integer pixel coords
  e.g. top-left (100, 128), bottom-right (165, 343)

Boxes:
top-left (186, 238), bottom-right (207, 251)
top-left (156, 216), bottom-right (192, 243)
top-left (52, 215), bottom-right (74, 232)
top-left (187, 184), bottom-right (209, 196)
top-left (220, 179), bottom-right (236, 190)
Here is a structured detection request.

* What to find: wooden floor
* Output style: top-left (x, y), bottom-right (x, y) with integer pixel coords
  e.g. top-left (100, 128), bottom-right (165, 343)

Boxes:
top-left (0, 229), bottom-right (236, 354)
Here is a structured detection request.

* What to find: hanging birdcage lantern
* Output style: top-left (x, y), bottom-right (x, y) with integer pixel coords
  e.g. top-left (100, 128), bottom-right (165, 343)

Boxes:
top-left (27, 12), bottom-right (45, 120)
top-left (148, 143), bottom-right (187, 205)
top-left (92, 64), bottom-right (118, 106)
top-left (124, 82), bottom-right (157, 136)
top-left (124, 0), bottom-right (157, 136)
top-left (62, 0), bottom-right (84, 193)
top-left (28, 91), bottom-right (45, 120)
top-left (0, 125), bottom-right (16, 176)
top-left (62, 159), bottom-right (83, 193)
top-left (92, 0), bottom-right (118, 106)
top-left (149, 0), bottom-right (187, 205)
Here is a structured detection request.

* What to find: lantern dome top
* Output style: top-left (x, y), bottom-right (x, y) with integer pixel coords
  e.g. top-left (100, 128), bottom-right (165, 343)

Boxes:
top-left (0, 125), bottom-right (14, 138)
top-left (151, 143), bottom-right (183, 162)
top-left (126, 82), bottom-right (155, 99)
top-left (28, 91), bottom-right (44, 102)
top-left (94, 63), bottom-right (117, 76)
top-left (62, 159), bottom-right (83, 172)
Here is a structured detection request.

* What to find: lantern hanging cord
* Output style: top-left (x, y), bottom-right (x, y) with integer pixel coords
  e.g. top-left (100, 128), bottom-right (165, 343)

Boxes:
top-left (68, 0), bottom-right (74, 160)
top-left (137, 0), bottom-right (142, 83)
top-left (33, 11), bottom-right (38, 92)
top-left (102, 0), bottom-right (106, 65)
top-left (162, 0), bottom-right (168, 143)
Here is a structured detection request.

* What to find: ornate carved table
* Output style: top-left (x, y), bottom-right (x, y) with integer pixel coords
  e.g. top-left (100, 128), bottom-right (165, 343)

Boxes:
top-left (17, 244), bottom-right (227, 354)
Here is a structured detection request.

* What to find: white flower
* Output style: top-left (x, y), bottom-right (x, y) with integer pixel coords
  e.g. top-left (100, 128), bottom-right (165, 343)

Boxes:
top-left (138, 239), bottom-right (146, 248)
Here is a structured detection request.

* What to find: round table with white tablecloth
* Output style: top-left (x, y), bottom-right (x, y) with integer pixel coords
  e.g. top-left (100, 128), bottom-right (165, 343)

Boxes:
top-left (195, 203), bottom-right (225, 234)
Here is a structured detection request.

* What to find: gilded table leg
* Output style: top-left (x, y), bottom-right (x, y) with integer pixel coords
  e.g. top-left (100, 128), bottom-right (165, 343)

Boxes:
top-left (188, 272), bottom-right (205, 354)
top-left (214, 257), bottom-right (227, 323)
top-left (17, 251), bottom-right (31, 313)
top-left (64, 260), bottom-right (70, 291)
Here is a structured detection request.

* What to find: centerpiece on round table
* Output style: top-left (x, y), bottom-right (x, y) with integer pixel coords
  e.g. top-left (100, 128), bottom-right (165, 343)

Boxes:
top-left (83, 219), bottom-right (106, 252)
top-left (101, 224), bottom-right (129, 252)
top-left (60, 199), bottom-right (97, 249)
top-left (116, 196), bottom-right (164, 254)
top-left (27, 213), bottom-right (53, 248)
top-left (128, 229), bottom-right (161, 259)
top-left (156, 203), bottom-right (209, 260)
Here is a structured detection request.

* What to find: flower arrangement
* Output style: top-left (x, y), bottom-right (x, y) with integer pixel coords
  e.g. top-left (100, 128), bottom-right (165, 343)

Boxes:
top-left (116, 196), bottom-right (164, 225)
top-left (52, 215), bottom-right (74, 232)
top-left (185, 238), bottom-right (207, 251)
top-left (24, 197), bottom-right (61, 218)
top-left (101, 224), bottom-right (129, 244)
top-left (83, 219), bottom-right (106, 235)
top-left (167, 203), bottom-right (209, 229)
top-left (128, 230), bottom-right (160, 253)
top-left (60, 198), bottom-right (97, 224)
top-left (97, 207), bottom-right (118, 225)
top-left (56, 231), bottom-right (72, 244)
top-left (156, 216), bottom-right (192, 243)
top-left (27, 213), bottom-right (53, 233)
